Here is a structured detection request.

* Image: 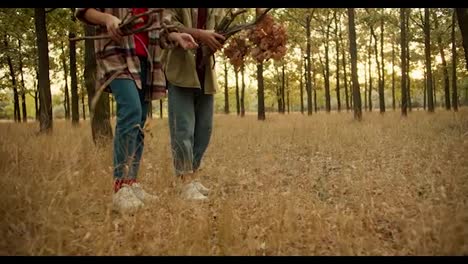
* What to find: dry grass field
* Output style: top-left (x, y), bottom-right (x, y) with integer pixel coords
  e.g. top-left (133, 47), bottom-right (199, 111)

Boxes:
top-left (0, 109), bottom-right (467, 255)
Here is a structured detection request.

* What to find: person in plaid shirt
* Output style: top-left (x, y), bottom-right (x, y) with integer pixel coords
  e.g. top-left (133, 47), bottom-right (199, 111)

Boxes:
top-left (75, 8), bottom-right (198, 213)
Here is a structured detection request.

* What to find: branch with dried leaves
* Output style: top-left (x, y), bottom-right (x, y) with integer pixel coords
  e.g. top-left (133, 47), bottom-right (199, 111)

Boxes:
top-left (199, 8), bottom-right (273, 68)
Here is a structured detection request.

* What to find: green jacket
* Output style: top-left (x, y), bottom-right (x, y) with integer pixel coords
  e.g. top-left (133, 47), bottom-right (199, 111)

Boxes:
top-left (163, 8), bottom-right (225, 94)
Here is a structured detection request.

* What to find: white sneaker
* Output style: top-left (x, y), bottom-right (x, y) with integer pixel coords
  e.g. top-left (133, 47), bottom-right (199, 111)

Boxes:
top-left (192, 180), bottom-right (210, 196)
top-left (181, 182), bottom-right (208, 200)
top-left (112, 185), bottom-right (144, 213)
top-left (131, 183), bottom-right (158, 203)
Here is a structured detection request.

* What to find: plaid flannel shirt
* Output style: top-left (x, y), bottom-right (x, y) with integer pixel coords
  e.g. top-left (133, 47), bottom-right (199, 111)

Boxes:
top-left (75, 8), bottom-right (178, 101)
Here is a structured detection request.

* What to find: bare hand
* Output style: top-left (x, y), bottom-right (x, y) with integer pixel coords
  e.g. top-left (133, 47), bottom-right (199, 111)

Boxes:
top-left (196, 29), bottom-right (225, 52)
top-left (169, 32), bottom-right (199, 50)
top-left (104, 14), bottom-right (123, 42)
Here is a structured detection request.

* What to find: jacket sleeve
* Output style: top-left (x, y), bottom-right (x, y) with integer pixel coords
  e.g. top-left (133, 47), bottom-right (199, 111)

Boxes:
top-left (159, 9), bottom-right (180, 49)
top-left (74, 8), bottom-right (100, 26)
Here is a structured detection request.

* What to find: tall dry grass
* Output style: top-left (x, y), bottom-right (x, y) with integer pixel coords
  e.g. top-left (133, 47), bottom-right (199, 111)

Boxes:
top-left (0, 109), bottom-right (467, 255)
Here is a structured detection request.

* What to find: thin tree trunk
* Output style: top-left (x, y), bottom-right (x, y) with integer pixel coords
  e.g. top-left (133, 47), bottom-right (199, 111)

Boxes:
top-left (34, 69), bottom-right (39, 121)
top-left (18, 39), bottom-right (28, 122)
top-left (81, 90), bottom-right (86, 120)
top-left (4, 35), bottom-right (20, 122)
top-left (306, 17), bottom-right (313, 115)
top-left (392, 39), bottom-right (396, 110)
top-left (348, 8), bottom-right (362, 121)
top-left (339, 21), bottom-right (350, 111)
top-left (160, 99), bottom-right (163, 119)
top-left (433, 12), bottom-right (451, 110)
top-left (324, 21), bottom-right (331, 113)
top-left (70, 8), bottom-right (79, 124)
top-left (424, 8), bottom-right (434, 112)
top-left (400, 8), bottom-right (408, 117)
top-left (281, 63), bottom-right (286, 114)
top-left (235, 70), bottom-right (240, 115)
top-left (147, 101), bottom-right (153, 118)
top-left (110, 96), bottom-right (115, 118)
top-left (423, 68), bottom-right (427, 110)
top-left (334, 11), bottom-right (341, 112)
top-left (286, 76), bottom-right (290, 113)
top-left (35, 8), bottom-right (53, 132)
top-left (224, 60), bottom-right (229, 114)
top-left (380, 14), bottom-right (386, 113)
top-left (368, 33), bottom-right (373, 112)
top-left (60, 41), bottom-right (71, 119)
top-left (241, 65), bottom-right (246, 117)
top-left (257, 62), bottom-right (265, 120)
top-left (406, 10), bottom-right (412, 112)
top-left (299, 52), bottom-right (304, 114)
top-left (452, 10), bottom-right (459, 111)
top-left (364, 52), bottom-right (368, 111)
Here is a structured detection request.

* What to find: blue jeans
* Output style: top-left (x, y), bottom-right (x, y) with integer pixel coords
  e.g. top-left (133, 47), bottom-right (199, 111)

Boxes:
top-left (109, 59), bottom-right (148, 179)
top-left (167, 82), bottom-right (214, 176)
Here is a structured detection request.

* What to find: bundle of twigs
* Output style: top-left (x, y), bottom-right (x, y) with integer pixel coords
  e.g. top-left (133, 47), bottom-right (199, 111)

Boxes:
top-left (69, 8), bottom-right (176, 45)
top-left (198, 8), bottom-right (273, 69)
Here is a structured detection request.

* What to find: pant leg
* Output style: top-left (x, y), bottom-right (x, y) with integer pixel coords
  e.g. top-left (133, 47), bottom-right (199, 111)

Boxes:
top-left (129, 59), bottom-right (149, 178)
top-left (167, 82), bottom-right (196, 176)
top-left (192, 90), bottom-right (214, 171)
top-left (110, 79), bottom-right (142, 180)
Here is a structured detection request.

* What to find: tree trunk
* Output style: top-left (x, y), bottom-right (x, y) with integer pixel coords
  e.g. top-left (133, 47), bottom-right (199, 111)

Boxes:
top-left (60, 41), bottom-right (71, 119)
top-left (379, 14), bottom-right (386, 113)
top-left (306, 17), bottom-right (313, 115)
top-left (4, 35), bottom-right (21, 122)
top-left (235, 70), bottom-right (240, 115)
top-left (35, 8), bottom-right (53, 132)
top-left (160, 99), bottom-right (163, 119)
top-left (370, 23), bottom-right (384, 113)
top-left (147, 101), bottom-right (153, 118)
top-left (70, 8), bottom-right (79, 124)
top-left (299, 51), bottom-right (305, 114)
top-left (452, 10), bottom-right (459, 112)
top-left (18, 39), bottom-right (28, 122)
top-left (455, 8), bottom-right (468, 71)
top-left (400, 8), bottom-right (408, 117)
top-left (257, 62), bottom-right (265, 120)
top-left (324, 21), bottom-right (331, 113)
top-left (406, 10), bottom-right (412, 112)
top-left (392, 39), bottom-right (396, 110)
top-left (423, 68), bottom-right (427, 110)
top-left (313, 63), bottom-right (318, 113)
top-left (34, 69), bottom-right (39, 121)
top-left (276, 83), bottom-right (282, 113)
top-left (224, 60), bottom-right (230, 114)
top-left (424, 8), bottom-right (435, 112)
top-left (367, 33), bottom-right (373, 112)
top-left (348, 8), bottom-right (362, 121)
top-left (432, 12), bottom-right (451, 110)
top-left (364, 52), bottom-right (368, 111)
top-left (84, 25), bottom-right (112, 144)
top-left (241, 65), bottom-right (246, 117)
top-left (339, 21), bottom-right (350, 112)
top-left (111, 96), bottom-right (115, 118)
top-left (286, 76), bottom-right (290, 113)
top-left (281, 63), bottom-right (286, 114)
top-left (334, 11), bottom-right (341, 112)
top-left (433, 74), bottom-right (437, 108)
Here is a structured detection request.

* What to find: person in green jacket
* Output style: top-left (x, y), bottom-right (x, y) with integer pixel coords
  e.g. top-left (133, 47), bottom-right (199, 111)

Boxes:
top-left (163, 8), bottom-right (226, 200)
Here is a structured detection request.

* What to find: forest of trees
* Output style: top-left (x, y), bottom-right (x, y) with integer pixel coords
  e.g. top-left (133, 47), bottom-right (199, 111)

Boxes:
top-left (1, 8), bottom-right (467, 137)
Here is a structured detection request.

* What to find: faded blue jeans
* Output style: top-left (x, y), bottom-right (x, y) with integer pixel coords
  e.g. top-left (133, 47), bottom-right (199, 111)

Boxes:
top-left (167, 82), bottom-right (214, 176)
top-left (109, 59), bottom-right (148, 180)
